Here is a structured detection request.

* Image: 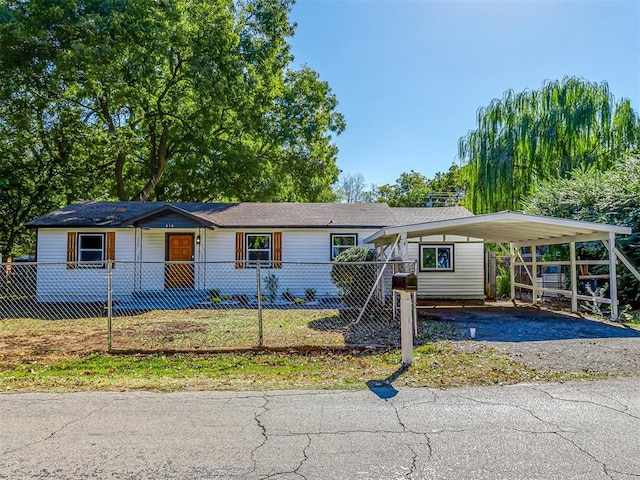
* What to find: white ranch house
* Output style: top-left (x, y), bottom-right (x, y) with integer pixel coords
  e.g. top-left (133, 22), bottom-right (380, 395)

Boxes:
top-left (27, 201), bottom-right (638, 318)
top-left (26, 201), bottom-right (485, 301)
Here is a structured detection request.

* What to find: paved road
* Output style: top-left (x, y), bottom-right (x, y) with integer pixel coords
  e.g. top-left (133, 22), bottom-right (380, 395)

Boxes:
top-left (1, 378), bottom-right (639, 479)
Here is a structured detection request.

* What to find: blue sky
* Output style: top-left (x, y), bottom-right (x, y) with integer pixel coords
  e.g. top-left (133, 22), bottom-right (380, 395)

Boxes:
top-left (288, 0), bottom-right (640, 188)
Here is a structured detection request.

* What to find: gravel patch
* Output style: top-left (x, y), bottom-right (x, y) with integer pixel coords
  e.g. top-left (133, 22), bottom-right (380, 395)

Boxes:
top-left (421, 306), bottom-right (640, 374)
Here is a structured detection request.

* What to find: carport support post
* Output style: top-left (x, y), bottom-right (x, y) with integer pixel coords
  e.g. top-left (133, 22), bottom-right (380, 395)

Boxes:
top-left (509, 243), bottom-right (516, 301)
top-left (570, 242), bottom-right (578, 313)
top-left (400, 291), bottom-right (413, 366)
top-left (607, 232), bottom-right (618, 320)
top-left (531, 246), bottom-right (538, 306)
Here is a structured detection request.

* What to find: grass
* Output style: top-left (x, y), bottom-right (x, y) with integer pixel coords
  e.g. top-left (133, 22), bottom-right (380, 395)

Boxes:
top-left (0, 307), bottom-right (621, 392)
top-left (1, 343), bottom-right (580, 393)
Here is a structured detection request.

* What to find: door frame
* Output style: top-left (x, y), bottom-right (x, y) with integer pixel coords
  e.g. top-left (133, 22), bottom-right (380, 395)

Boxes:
top-left (164, 232), bottom-right (195, 288)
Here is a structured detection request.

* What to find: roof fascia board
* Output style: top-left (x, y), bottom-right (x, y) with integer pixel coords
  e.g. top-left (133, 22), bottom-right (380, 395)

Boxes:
top-left (217, 225), bottom-right (385, 230)
top-left (513, 232), bottom-right (612, 247)
top-left (364, 212), bottom-right (632, 244)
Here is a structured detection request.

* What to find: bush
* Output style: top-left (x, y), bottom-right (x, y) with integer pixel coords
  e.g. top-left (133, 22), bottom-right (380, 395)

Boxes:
top-left (304, 288), bottom-right (316, 301)
top-left (263, 273), bottom-right (279, 303)
top-left (523, 156), bottom-right (640, 307)
top-left (231, 294), bottom-right (249, 305)
top-left (330, 246), bottom-right (377, 308)
top-left (496, 266), bottom-right (511, 298)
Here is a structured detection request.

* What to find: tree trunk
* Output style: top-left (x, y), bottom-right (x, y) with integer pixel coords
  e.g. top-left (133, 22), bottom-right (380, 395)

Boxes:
top-left (131, 123), bottom-right (171, 201)
top-left (115, 151), bottom-right (127, 201)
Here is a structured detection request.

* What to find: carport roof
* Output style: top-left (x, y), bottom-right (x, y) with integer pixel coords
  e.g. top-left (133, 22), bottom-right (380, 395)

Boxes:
top-left (363, 211), bottom-right (632, 246)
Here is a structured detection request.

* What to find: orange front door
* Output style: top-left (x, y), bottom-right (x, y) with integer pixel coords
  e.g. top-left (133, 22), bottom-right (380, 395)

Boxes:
top-left (166, 234), bottom-right (194, 288)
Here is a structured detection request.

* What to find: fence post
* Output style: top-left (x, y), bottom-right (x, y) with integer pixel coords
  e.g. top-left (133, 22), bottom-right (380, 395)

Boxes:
top-left (107, 261), bottom-right (113, 352)
top-left (256, 260), bottom-right (263, 347)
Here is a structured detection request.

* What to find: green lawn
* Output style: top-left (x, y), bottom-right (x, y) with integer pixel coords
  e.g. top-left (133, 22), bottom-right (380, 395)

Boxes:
top-left (3, 344), bottom-right (596, 393)
top-left (0, 308), bottom-right (620, 392)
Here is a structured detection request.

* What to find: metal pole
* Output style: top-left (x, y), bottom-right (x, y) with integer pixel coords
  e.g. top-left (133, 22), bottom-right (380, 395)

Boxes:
top-left (509, 243), bottom-right (516, 301)
top-left (531, 245), bottom-right (538, 306)
top-left (570, 242), bottom-right (578, 313)
top-left (107, 261), bottom-right (113, 352)
top-left (607, 232), bottom-right (618, 320)
top-left (256, 260), bottom-right (263, 347)
top-left (400, 291), bottom-right (413, 366)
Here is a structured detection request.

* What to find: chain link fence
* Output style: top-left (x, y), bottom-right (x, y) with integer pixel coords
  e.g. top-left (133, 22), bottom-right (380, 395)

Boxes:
top-left (0, 260), bottom-right (415, 356)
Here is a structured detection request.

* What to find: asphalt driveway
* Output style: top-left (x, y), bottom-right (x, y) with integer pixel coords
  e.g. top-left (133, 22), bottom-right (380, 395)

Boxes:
top-left (424, 306), bottom-right (640, 374)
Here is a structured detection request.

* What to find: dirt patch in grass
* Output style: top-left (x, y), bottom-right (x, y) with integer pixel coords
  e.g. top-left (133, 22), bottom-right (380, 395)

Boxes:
top-left (0, 318), bottom-right (107, 366)
top-left (1, 306), bottom-right (629, 393)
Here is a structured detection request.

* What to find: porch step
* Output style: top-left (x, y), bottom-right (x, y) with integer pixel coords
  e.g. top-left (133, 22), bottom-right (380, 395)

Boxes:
top-left (131, 289), bottom-right (210, 299)
top-left (113, 289), bottom-right (211, 311)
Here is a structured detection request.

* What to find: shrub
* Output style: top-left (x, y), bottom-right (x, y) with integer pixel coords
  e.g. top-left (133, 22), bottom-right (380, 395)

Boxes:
top-left (231, 294), bottom-right (249, 305)
top-left (282, 290), bottom-right (295, 302)
top-left (496, 266), bottom-right (511, 298)
top-left (523, 156), bottom-right (640, 307)
top-left (304, 288), bottom-right (316, 301)
top-left (263, 272), bottom-right (279, 303)
top-left (330, 246), bottom-right (377, 308)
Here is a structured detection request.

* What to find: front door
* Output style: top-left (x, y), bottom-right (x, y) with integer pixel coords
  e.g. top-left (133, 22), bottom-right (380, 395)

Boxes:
top-left (166, 234), bottom-right (194, 288)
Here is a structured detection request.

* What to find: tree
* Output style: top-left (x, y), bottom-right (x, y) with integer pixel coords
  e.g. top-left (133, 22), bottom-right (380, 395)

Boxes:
top-left (458, 77), bottom-right (640, 213)
top-left (334, 173), bottom-right (367, 203)
top-left (376, 165), bottom-right (466, 207)
top-left (376, 171), bottom-right (431, 207)
top-left (522, 156), bottom-right (640, 307)
top-left (0, 0), bottom-right (345, 253)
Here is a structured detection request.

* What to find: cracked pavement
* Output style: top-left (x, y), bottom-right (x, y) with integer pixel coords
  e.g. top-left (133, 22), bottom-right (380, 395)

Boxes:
top-left (1, 378), bottom-right (639, 479)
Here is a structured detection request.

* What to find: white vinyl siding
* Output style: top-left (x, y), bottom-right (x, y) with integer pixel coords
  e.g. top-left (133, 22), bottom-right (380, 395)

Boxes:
top-left (35, 227), bottom-right (485, 301)
top-left (408, 238), bottom-right (484, 299)
top-left (35, 228), bottom-right (136, 300)
top-left (201, 228), bottom-right (378, 297)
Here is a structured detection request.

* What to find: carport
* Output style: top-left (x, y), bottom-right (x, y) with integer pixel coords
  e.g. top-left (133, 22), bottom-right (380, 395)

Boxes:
top-left (365, 211), bottom-right (638, 319)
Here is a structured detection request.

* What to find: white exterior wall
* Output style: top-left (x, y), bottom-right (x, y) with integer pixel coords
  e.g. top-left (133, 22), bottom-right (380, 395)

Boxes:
top-left (407, 235), bottom-right (485, 299)
top-left (34, 227), bottom-right (378, 299)
top-left (35, 227), bottom-right (485, 300)
top-left (201, 228), bottom-right (378, 297)
top-left (35, 228), bottom-right (136, 301)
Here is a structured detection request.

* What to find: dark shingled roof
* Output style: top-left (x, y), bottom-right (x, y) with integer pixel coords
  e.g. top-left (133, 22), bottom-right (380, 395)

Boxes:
top-left (26, 201), bottom-right (474, 228)
top-left (389, 207), bottom-right (473, 226)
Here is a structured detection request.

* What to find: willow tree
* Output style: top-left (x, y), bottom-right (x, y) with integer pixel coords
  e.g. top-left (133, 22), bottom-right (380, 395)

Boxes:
top-left (458, 77), bottom-right (640, 213)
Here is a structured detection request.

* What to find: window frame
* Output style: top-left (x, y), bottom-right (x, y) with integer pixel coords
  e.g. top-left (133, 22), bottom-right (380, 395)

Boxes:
top-left (77, 233), bottom-right (106, 267)
top-left (419, 244), bottom-right (454, 272)
top-left (330, 233), bottom-right (358, 260)
top-left (245, 233), bottom-right (273, 267)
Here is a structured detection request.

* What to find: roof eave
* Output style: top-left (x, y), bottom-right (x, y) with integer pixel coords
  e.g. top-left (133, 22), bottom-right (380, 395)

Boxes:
top-left (121, 204), bottom-right (216, 228)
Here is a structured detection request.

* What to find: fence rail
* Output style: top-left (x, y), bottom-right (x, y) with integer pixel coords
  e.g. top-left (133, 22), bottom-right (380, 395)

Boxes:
top-left (0, 260), bottom-right (415, 353)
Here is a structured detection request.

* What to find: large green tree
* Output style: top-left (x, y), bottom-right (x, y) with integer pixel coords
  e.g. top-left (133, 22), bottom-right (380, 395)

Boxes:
top-left (522, 155), bottom-right (640, 307)
top-left (0, 0), bottom-right (344, 254)
top-left (458, 77), bottom-right (640, 213)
